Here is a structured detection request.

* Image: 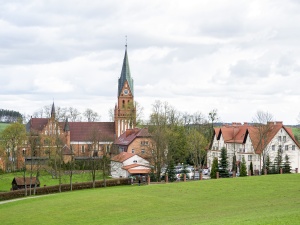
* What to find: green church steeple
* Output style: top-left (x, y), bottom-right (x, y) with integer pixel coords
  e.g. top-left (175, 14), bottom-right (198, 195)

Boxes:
top-left (118, 46), bottom-right (134, 96)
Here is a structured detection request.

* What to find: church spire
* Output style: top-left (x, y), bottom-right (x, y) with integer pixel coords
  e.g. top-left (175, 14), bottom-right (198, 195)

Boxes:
top-left (118, 46), bottom-right (134, 97)
top-left (64, 117), bottom-right (70, 132)
top-left (51, 102), bottom-right (55, 119)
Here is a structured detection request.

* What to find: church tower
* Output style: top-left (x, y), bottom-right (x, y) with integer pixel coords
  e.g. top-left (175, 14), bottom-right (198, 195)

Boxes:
top-left (114, 46), bottom-right (136, 137)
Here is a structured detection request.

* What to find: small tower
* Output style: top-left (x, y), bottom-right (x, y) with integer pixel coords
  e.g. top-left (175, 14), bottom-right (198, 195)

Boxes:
top-left (51, 102), bottom-right (56, 119)
top-left (114, 45), bottom-right (136, 138)
top-left (64, 118), bottom-right (71, 146)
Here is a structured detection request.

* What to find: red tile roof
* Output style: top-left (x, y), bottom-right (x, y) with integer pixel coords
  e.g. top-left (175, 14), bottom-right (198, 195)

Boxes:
top-left (128, 168), bottom-right (151, 174)
top-left (27, 118), bottom-right (115, 142)
top-left (61, 122), bottom-right (115, 142)
top-left (111, 152), bottom-right (135, 162)
top-left (13, 177), bottom-right (40, 185)
top-left (28, 118), bottom-right (49, 132)
top-left (114, 128), bottom-right (150, 146)
top-left (215, 122), bottom-right (300, 154)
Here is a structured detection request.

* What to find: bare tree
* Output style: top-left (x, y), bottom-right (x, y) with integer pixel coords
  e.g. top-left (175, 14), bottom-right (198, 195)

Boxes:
top-left (252, 110), bottom-right (274, 174)
top-left (148, 100), bottom-right (182, 181)
top-left (83, 108), bottom-right (100, 122)
top-left (187, 128), bottom-right (208, 177)
top-left (67, 107), bottom-right (81, 122)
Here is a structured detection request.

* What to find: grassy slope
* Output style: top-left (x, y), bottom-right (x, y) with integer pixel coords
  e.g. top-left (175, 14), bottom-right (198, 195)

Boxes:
top-left (1, 174), bottom-right (300, 225)
top-left (0, 123), bottom-right (9, 132)
top-left (292, 127), bottom-right (300, 139)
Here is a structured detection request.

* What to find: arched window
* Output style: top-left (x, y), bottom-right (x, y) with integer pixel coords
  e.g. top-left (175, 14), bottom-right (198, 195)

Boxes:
top-left (122, 100), bottom-right (125, 108)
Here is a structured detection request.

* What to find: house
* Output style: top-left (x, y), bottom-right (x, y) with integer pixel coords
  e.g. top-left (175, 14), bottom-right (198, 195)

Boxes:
top-left (12, 177), bottom-right (40, 190)
top-left (110, 152), bottom-right (151, 178)
top-left (207, 122), bottom-right (300, 174)
top-left (114, 127), bottom-right (152, 160)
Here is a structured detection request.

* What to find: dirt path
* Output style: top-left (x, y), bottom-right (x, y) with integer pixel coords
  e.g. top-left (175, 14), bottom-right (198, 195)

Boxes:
top-left (0, 194), bottom-right (54, 205)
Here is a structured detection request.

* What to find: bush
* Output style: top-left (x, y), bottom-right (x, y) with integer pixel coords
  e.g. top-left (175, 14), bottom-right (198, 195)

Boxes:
top-left (0, 178), bottom-right (131, 201)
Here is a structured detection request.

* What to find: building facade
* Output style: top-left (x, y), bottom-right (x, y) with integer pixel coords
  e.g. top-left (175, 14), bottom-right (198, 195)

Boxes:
top-left (207, 122), bottom-right (300, 174)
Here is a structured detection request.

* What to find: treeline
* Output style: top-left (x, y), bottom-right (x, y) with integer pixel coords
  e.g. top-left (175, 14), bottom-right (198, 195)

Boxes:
top-left (0, 109), bottom-right (22, 123)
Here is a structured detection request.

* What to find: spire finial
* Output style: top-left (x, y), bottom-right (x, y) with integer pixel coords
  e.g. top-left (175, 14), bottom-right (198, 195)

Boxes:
top-left (125, 35), bottom-right (127, 50)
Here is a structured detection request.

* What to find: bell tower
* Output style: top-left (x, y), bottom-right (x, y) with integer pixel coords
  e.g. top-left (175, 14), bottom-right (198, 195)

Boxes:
top-left (114, 45), bottom-right (136, 137)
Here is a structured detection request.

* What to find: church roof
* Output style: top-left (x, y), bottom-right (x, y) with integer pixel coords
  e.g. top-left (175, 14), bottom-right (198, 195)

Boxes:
top-left (61, 122), bottom-right (115, 142)
top-left (118, 48), bottom-right (134, 96)
top-left (27, 118), bottom-right (115, 142)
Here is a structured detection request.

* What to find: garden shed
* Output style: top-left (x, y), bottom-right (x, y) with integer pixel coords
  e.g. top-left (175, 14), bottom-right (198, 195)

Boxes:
top-left (11, 177), bottom-right (40, 190)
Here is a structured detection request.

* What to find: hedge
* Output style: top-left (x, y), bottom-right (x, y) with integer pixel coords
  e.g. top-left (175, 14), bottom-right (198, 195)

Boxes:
top-left (0, 178), bottom-right (131, 201)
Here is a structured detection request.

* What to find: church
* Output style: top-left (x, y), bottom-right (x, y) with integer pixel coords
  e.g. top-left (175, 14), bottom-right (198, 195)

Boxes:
top-left (25, 46), bottom-right (139, 163)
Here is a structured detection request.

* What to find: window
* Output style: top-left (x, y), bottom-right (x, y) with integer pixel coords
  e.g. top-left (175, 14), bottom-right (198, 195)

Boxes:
top-left (285, 145), bottom-right (288, 151)
top-left (278, 136), bottom-right (282, 142)
top-left (283, 136), bottom-right (286, 142)
top-left (132, 149), bottom-right (135, 154)
top-left (141, 149), bottom-right (145, 154)
top-left (248, 155), bottom-right (252, 161)
top-left (278, 145), bottom-right (282, 152)
top-left (238, 155), bottom-right (241, 161)
top-left (81, 145), bottom-right (85, 153)
top-left (292, 145), bottom-right (295, 150)
top-left (272, 145), bottom-right (275, 151)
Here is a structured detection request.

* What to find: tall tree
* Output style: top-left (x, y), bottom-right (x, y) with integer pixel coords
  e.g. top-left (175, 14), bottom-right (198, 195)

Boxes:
top-left (0, 122), bottom-right (26, 171)
top-left (210, 157), bottom-right (218, 179)
top-left (250, 161), bottom-right (253, 176)
top-left (240, 156), bottom-right (247, 177)
top-left (219, 147), bottom-right (229, 178)
top-left (283, 154), bottom-right (291, 173)
top-left (68, 107), bottom-right (81, 122)
top-left (187, 128), bottom-right (208, 174)
top-left (83, 108), bottom-right (100, 122)
top-left (208, 109), bottom-right (219, 142)
top-left (274, 146), bottom-right (283, 174)
top-left (252, 111), bottom-right (274, 174)
top-left (148, 100), bottom-right (179, 181)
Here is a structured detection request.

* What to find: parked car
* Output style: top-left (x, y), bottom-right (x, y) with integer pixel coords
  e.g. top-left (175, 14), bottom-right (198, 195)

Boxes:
top-left (202, 169), bottom-right (209, 175)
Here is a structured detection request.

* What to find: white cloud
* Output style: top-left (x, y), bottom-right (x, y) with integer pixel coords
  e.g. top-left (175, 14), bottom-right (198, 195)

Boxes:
top-left (1, 0), bottom-right (300, 124)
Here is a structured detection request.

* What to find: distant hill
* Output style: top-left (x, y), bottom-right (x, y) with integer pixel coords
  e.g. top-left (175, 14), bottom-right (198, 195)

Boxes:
top-left (0, 109), bottom-right (22, 123)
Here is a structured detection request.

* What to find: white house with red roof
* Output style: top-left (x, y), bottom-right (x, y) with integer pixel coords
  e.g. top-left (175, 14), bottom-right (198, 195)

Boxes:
top-left (208, 122), bottom-right (300, 174)
top-left (110, 152), bottom-right (151, 178)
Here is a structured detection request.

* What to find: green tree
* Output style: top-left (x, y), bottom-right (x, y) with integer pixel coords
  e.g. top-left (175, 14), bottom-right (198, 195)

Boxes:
top-left (240, 156), bottom-right (247, 177)
top-left (0, 121), bottom-right (26, 171)
top-left (148, 100), bottom-right (181, 181)
top-left (219, 147), bottom-right (229, 178)
top-left (283, 154), bottom-right (291, 174)
top-left (166, 160), bottom-right (177, 182)
top-left (274, 146), bottom-right (283, 174)
top-left (249, 161), bottom-right (253, 176)
top-left (210, 157), bottom-right (218, 179)
top-left (187, 128), bottom-right (208, 175)
top-left (265, 154), bottom-right (271, 174)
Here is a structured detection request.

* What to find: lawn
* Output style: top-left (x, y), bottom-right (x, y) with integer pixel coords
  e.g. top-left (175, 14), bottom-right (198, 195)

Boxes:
top-left (1, 174), bottom-right (299, 225)
top-left (0, 122), bottom-right (9, 132)
top-left (0, 170), bottom-right (105, 192)
top-left (292, 127), bottom-right (300, 140)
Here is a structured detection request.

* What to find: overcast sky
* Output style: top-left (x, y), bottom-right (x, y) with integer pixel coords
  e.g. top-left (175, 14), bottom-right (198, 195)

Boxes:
top-left (1, 0), bottom-right (300, 124)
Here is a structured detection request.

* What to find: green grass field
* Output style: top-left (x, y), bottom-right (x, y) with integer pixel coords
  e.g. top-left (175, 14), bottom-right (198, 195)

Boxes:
top-left (0, 170), bottom-right (105, 192)
top-left (1, 174), bottom-right (299, 225)
top-left (292, 127), bottom-right (300, 140)
top-left (0, 122), bottom-right (9, 132)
